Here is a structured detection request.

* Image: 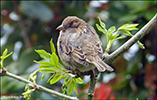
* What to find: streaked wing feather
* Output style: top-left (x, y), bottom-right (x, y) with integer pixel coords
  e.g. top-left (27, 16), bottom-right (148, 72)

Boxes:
top-left (70, 47), bottom-right (89, 66)
top-left (60, 44), bottom-right (71, 54)
top-left (92, 60), bottom-right (114, 72)
top-left (61, 44), bottom-right (89, 67)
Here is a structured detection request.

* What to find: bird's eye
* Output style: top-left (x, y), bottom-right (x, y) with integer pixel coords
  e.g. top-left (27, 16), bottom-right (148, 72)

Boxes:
top-left (67, 24), bottom-right (71, 27)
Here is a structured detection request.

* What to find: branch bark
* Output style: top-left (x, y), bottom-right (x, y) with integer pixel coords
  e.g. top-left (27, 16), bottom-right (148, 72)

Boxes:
top-left (0, 69), bottom-right (78, 100)
top-left (88, 13), bottom-right (157, 100)
top-left (87, 70), bottom-right (99, 100)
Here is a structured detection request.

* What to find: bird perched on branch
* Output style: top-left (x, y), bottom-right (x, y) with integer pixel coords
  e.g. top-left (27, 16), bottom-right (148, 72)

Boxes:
top-left (56, 16), bottom-right (113, 73)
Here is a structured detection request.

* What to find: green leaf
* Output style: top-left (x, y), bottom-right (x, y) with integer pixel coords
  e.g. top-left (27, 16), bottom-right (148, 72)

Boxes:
top-left (1, 49), bottom-right (13, 60)
top-left (96, 23), bottom-right (108, 35)
top-left (124, 30), bottom-right (133, 36)
top-left (137, 41), bottom-right (145, 49)
top-left (49, 72), bottom-right (62, 84)
top-left (22, 88), bottom-right (35, 99)
top-left (113, 34), bottom-right (118, 39)
top-left (98, 17), bottom-right (106, 29)
top-left (117, 35), bottom-right (126, 40)
top-left (41, 74), bottom-right (45, 80)
top-left (35, 50), bottom-right (51, 60)
top-left (50, 39), bottom-right (56, 53)
top-left (108, 26), bottom-right (116, 34)
top-left (29, 69), bottom-right (38, 83)
top-left (30, 73), bottom-right (37, 82)
top-left (39, 68), bottom-right (57, 73)
top-left (108, 33), bottom-right (116, 40)
top-left (68, 79), bottom-right (78, 95)
top-left (96, 24), bottom-right (104, 33)
top-left (118, 29), bottom-right (133, 36)
top-left (34, 61), bottom-right (55, 68)
top-left (68, 79), bottom-right (74, 95)
top-left (64, 75), bottom-right (69, 82)
top-left (75, 78), bottom-right (83, 84)
top-left (73, 80), bottom-right (78, 94)
top-left (50, 53), bottom-right (59, 66)
top-left (24, 85), bottom-right (29, 91)
top-left (108, 33), bottom-right (113, 40)
top-left (1, 51), bottom-right (13, 60)
top-left (96, 24), bottom-right (108, 36)
top-left (2, 48), bottom-right (8, 57)
top-left (119, 24), bottom-right (138, 31)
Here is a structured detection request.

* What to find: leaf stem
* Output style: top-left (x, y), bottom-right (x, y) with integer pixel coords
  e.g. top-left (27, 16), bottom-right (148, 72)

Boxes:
top-left (0, 59), bottom-right (4, 69)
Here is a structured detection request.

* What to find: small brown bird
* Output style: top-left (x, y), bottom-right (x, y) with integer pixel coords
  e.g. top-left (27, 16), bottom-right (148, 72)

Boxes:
top-left (56, 16), bottom-right (113, 72)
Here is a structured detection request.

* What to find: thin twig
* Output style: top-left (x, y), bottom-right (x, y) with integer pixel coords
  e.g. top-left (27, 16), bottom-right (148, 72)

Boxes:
top-left (0, 70), bottom-right (78, 100)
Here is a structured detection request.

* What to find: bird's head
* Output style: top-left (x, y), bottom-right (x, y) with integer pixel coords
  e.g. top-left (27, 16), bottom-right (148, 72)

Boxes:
top-left (56, 16), bottom-right (86, 31)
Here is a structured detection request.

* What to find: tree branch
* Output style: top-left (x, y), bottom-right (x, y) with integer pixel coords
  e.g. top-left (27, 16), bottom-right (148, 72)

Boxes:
top-left (104, 13), bottom-right (157, 64)
top-left (0, 69), bottom-right (78, 100)
top-left (87, 70), bottom-right (99, 100)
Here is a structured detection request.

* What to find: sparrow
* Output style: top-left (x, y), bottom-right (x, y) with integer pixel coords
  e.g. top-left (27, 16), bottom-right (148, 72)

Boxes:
top-left (56, 16), bottom-right (113, 72)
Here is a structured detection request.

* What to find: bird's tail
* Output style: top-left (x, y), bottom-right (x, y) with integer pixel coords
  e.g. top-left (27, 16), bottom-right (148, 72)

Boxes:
top-left (92, 60), bottom-right (114, 72)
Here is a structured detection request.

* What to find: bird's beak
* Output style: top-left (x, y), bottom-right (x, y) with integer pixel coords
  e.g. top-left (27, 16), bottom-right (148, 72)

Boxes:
top-left (56, 24), bottom-right (65, 31)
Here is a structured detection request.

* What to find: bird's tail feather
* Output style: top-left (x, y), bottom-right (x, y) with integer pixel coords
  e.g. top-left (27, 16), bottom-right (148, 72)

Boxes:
top-left (93, 61), bottom-right (114, 72)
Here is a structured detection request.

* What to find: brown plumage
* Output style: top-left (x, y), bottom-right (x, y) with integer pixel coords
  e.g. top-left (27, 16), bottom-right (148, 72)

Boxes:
top-left (56, 16), bottom-right (113, 72)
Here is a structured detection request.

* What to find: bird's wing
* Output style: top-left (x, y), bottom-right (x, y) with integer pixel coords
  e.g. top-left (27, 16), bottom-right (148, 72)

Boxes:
top-left (70, 46), bottom-right (89, 67)
top-left (80, 25), bottom-right (103, 59)
top-left (78, 25), bottom-right (113, 72)
top-left (60, 43), bottom-right (89, 67)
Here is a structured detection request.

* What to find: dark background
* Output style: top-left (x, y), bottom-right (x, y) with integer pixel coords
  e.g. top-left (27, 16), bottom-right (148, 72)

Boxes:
top-left (1, 1), bottom-right (156, 99)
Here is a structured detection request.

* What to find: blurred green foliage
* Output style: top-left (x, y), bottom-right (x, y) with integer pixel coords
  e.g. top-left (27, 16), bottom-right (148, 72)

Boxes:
top-left (1, 1), bottom-right (156, 100)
